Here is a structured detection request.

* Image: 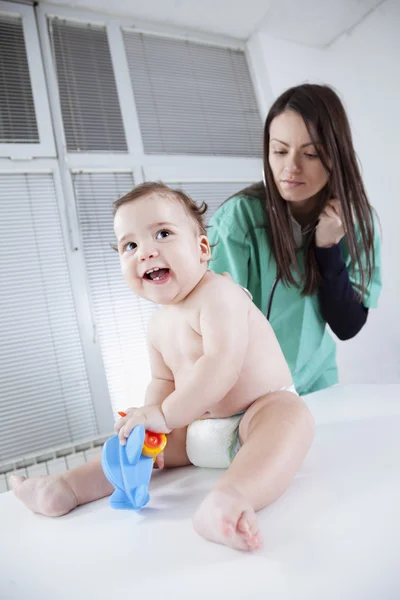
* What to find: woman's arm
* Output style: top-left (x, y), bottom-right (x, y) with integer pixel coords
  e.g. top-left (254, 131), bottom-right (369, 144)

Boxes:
top-left (314, 199), bottom-right (382, 340)
top-left (315, 244), bottom-right (368, 340)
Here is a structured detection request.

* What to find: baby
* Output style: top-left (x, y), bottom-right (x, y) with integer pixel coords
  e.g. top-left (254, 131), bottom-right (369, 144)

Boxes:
top-left (12, 182), bottom-right (315, 551)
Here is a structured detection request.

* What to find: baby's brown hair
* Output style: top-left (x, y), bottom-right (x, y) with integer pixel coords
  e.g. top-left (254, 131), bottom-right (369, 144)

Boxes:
top-left (113, 181), bottom-right (208, 235)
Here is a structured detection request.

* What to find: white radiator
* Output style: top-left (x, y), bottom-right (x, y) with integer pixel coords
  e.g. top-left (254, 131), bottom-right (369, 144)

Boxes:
top-left (0, 434), bottom-right (112, 494)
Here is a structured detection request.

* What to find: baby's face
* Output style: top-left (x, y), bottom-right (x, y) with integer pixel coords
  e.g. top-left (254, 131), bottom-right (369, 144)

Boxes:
top-left (114, 193), bottom-right (210, 304)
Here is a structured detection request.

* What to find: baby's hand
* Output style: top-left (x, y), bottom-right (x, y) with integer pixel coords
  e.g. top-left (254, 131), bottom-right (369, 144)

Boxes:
top-left (114, 405), bottom-right (171, 446)
top-left (154, 452), bottom-right (165, 469)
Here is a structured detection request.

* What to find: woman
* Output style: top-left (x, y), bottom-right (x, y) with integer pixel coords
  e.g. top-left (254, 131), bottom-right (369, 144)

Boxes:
top-left (208, 84), bottom-right (382, 396)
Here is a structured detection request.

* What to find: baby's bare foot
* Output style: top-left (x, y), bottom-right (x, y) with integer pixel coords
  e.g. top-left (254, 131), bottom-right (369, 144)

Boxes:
top-left (11, 474), bottom-right (78, 517)
top-left (193, 485), bottom-right (263, 551)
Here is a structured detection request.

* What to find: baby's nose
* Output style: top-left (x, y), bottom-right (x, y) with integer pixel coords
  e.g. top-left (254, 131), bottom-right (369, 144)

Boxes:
top-left (139, 247), bottom-right (159, 261)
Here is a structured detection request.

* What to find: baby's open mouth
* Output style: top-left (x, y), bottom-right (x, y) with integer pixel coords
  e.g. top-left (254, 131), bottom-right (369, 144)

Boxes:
top-left (144, 267), bottom-right (170, 281)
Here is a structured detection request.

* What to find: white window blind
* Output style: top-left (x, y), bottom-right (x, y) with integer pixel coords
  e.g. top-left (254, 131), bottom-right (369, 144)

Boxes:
top-left (0, 173), bottom-right (98, 463)
top-left (0, 13), bottom-right (39, 144)
top-left (48, 18), bottom-right (127, 153)
top-left (123, 31), bottom-right (262, 156)
top-left (72, 172), bottom-right (155, 414)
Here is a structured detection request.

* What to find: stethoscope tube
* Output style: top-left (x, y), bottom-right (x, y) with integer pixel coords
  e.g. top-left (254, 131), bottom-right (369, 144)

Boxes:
top-left (266, 276), bottom-right (280, 321)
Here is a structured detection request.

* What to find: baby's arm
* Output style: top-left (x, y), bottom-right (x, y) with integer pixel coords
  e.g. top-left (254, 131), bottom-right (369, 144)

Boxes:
top-left (144, 341), bottom-right (175, 406)
top-left (162, 281), bottom-right (249, 429)
top-left (115, 315), bottom-right (174, 444)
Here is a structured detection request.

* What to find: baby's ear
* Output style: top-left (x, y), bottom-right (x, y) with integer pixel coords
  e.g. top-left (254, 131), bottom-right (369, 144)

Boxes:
top-left (199, 235), bottom-right (211, 262)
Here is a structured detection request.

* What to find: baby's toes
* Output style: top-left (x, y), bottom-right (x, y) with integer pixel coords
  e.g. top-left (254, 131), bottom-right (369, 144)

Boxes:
top-left (237, 509), bottom-right (257, 537)
top-left (221, 518), bottom-right (237, 540)
top-left (237, 510), bottom-right (263, 550)
top-left (216, 516), bottom-right (249, 551)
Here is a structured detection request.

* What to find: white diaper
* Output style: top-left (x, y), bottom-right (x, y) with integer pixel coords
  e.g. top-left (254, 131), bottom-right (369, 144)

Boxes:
top-left (282, 383), bottom-right (297, 395)
top-left (186, 413), bottom-right (243, 469)
top-left (186, 383), bottom-right (298, 469)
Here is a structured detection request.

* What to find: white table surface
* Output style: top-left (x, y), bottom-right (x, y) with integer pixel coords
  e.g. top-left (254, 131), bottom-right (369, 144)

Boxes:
top-left (1, 384), bottom-right (399, 600)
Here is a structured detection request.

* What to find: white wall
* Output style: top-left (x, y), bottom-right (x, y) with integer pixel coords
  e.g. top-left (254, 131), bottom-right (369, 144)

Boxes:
top-left (247, 0), bottom-right (400, 384)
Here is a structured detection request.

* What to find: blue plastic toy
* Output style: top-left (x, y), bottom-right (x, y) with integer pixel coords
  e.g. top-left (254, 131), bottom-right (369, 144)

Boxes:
top-left (101, 425), bottom-right (167, 510)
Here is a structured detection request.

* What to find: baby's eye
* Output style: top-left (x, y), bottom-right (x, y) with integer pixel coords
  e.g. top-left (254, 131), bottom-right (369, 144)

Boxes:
top-left (123, 241), bottom-right (137, 252)
top-left (155, 229), bottom-right (171, 240)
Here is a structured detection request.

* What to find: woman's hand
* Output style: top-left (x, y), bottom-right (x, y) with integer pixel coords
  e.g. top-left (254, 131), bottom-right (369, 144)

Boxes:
top-left (315, 199), bottom-right (346, 248)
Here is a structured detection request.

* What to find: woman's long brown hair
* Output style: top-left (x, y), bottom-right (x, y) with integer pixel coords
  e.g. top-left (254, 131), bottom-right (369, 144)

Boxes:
top-left (244, 84), bottom-right (376, 297)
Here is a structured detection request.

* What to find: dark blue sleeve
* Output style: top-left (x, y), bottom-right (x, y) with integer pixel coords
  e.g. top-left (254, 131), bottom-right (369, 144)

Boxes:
top-left (314, 243), bottom-right (368, 341)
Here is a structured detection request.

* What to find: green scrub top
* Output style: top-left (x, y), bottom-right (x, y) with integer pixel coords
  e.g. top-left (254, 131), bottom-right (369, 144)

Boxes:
top-left (207, 192), bottom-right (382, 396)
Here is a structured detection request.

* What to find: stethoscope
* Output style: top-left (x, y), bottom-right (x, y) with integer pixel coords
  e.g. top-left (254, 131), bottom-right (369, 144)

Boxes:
top-left (266, 276), bottom-right (280, 321)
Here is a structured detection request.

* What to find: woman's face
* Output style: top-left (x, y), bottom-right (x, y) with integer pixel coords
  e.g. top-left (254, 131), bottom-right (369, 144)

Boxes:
top-left (268, 110), bottom-right (330, 205)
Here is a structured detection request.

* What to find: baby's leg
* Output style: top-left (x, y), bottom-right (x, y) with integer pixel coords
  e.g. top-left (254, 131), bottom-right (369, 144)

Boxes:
top-left (193, 390), bottom-right (315, 551)
top-left (159, 426), bottom-right (191, 468)
top-left (12, 427), bottom-right (190, 517)
top-left (11, 455), bottom-right (112, 517)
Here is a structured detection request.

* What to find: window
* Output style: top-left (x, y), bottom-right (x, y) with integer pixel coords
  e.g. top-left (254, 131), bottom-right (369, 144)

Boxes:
top-left (0, 1), bottom-right (55, 157)
top-left (0, 14), bottom-right (38, 143)
top-left (123, 30), bottom-right (262, 156)
top-left (0, 172), bottom-right (97, 462)
top-left (48, 17), bottom-right (127, 153)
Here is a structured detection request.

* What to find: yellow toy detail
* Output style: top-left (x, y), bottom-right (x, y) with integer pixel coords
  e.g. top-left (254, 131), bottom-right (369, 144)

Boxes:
top-left (142, 431), bottom-right (167, 459)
